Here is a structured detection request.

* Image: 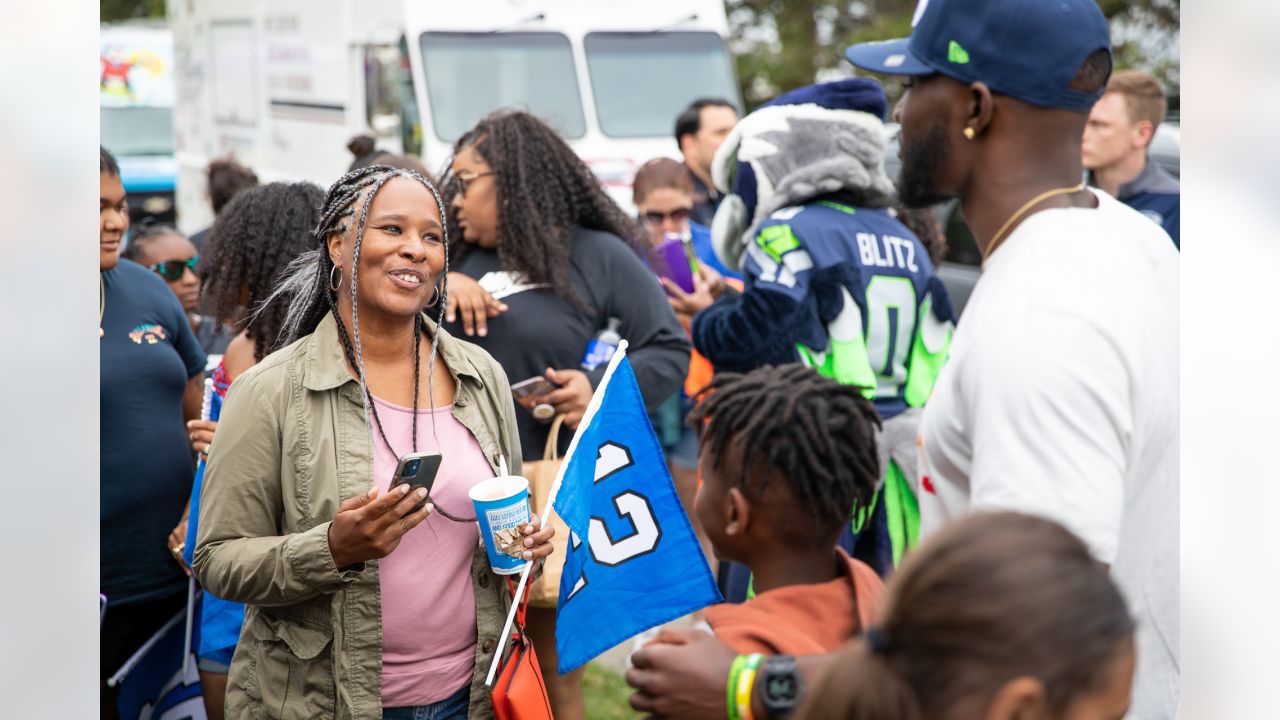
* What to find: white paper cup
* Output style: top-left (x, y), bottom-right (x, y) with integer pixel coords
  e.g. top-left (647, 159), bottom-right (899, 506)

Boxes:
top-left (469, 475), bottom-right (532, 575)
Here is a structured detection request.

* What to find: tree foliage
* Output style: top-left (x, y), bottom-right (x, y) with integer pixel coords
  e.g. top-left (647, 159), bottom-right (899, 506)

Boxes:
top-left (727, 0), bottom-right (1180, 109)
top-left (101, 0), bottom-right (165, 23)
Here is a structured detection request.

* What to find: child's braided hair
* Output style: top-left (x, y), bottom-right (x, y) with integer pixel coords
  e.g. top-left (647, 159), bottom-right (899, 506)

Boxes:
top-left (687, 364), bottom-right (883, 536)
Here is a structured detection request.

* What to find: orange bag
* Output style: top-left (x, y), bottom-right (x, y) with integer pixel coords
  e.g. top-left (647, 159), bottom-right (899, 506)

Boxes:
top-left (491, 578), bottom-right (554, 720)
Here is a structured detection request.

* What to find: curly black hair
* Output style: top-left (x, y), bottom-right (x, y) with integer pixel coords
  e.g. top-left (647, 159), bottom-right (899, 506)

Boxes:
top-left (199, 181), bottom-right (323, 361)
top-left (440, 110), bottom-right (644, 309)
top-left (687, 364), bottom-right (883, 545)
top-left (120, 220), bottom-right (184, 263)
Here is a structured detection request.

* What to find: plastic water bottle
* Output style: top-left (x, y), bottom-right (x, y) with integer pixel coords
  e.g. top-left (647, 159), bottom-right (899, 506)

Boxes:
top-left (580, 317), bottom-right (623, 371)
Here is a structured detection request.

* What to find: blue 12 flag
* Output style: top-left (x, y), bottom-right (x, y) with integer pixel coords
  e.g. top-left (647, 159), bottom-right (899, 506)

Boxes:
top-left (548, 345), bottom-right (722, 673)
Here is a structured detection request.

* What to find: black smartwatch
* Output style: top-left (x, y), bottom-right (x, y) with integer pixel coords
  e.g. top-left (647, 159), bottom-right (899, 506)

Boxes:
top-left (760, 654), bottom-right (803, 719)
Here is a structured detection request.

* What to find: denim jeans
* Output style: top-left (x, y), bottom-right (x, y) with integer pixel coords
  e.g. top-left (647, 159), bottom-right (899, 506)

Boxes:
top-left (382, 684), bottom-right (470, 720)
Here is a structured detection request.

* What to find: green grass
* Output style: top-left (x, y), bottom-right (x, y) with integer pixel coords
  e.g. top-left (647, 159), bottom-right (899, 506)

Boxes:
top-left (583, 663), bottom-right (638, 720)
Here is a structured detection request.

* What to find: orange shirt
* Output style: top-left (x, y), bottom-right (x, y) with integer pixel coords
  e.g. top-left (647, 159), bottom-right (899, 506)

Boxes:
top-left (703, 549), bottom-right (883, 656)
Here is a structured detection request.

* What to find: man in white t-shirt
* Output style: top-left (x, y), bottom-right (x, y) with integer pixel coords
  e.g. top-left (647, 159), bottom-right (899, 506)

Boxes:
top-left (847, 0), bottom-right (1179, 717)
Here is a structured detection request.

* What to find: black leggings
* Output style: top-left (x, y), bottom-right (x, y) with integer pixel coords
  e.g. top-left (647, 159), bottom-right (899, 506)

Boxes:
top-left (100, 592), bottom-right (186, 720)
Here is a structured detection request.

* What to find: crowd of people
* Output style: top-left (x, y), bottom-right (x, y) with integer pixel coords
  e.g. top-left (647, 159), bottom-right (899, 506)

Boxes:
top-left (99, 0), bottom-right (1180, 718)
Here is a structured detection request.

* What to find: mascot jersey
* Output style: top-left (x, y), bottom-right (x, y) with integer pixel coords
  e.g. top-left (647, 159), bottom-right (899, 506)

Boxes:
top-left (692, 199), bottom-right (952, 421)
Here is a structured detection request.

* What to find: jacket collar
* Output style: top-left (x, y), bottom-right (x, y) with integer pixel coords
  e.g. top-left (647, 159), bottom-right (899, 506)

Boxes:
top-left (302, 311), bottom-right (483, 392)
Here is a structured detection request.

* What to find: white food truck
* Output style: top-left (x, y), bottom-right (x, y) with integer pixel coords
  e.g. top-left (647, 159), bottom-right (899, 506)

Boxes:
top-left (167, 0), bottom-right (742, 232)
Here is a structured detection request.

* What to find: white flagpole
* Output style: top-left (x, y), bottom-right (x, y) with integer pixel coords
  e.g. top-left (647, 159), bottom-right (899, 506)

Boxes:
top-left (182, 579), bottom-right (196, 674)
top-left (485, 560), bottom-right (533, 686)
top-left (182, 378), bottom-right (215, 674)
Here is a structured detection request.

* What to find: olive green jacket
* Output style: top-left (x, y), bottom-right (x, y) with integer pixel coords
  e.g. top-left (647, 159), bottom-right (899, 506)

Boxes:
top-left (193, 313), bottom-right (522, 720)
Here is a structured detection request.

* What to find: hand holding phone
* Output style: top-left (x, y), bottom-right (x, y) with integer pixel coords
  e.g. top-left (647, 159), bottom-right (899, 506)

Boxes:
top-left (511, 376), bottom-right (560, 421)
top-left (389, 451), bottom-right (443, 516)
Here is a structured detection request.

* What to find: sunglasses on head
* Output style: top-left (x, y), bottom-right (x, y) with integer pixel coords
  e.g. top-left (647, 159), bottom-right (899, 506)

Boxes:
top-left (641, 208), bottom-right (690, 226)
top-left (149, 257), bottom-right (199, 281)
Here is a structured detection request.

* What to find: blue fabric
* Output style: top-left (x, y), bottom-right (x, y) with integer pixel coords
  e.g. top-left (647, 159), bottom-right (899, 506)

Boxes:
top-left (183, 391), bottom-right (223, 567)
top-left (551, 356), bottom-right (722, 673)
top-left (181, 387), bottom-right (247, 665)
top-left (114, 610), bottom-right (205, 719)
top-left (101, 260), bottom-right (207, 606)
top-left (196, 591), bottom-right (243, 663)
top-left (382, 684), bottom-right (470, 720)
top-left (761, 77), bottom-right (888, 121)
top-left (691, 202), bottom-right (950, 421)
top-left (689, 222), bottom-right (742, 281)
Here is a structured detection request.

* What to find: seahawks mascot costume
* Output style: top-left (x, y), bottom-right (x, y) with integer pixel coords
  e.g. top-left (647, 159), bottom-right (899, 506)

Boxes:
top-left (692, 78), bottom-right (955, 593)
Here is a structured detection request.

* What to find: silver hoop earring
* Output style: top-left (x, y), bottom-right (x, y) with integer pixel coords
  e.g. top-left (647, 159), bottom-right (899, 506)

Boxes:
top-left (329, 264), bottom-right (342, 292)
top-left (425, 284), bottom-right (442, 309)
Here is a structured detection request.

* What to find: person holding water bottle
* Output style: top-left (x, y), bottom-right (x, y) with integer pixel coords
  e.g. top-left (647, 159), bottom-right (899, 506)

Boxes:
top-left (192, 165), bottom-right (555, 720)
top-left (442, 111), bottom-right (689, 720)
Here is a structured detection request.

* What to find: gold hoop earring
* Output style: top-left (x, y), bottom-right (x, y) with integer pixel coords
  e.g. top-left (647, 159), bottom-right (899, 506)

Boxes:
top-left (963, 127), bottom-right (976, 140)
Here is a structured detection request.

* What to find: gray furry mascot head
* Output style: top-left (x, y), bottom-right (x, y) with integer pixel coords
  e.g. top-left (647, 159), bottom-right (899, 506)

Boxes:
top-left (710, 78), bottom-right (898, 271)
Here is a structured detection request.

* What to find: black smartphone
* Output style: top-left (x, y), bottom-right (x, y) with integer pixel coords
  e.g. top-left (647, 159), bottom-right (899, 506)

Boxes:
top-left (510, 376), bottom-right (558, 401)
top-left (390, 451), bottom-right (443, 515)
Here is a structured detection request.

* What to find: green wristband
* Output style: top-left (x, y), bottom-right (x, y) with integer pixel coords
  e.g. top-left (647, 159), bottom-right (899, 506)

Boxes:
top-left (738, 653), bottom-right (765, 720)
top-left (726, 654), bottom-right (748, 720)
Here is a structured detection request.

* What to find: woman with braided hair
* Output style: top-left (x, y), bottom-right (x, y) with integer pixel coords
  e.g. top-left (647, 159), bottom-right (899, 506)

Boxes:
top-left (192, 165), bottom-right (555, 720)
top-left (442, 110), bottom-right (690, 719)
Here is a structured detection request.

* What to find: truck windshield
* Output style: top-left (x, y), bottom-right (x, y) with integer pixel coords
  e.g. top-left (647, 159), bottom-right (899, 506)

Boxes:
top-left (584, 32), bottom-right (738, 138)
top-left (419, 32), bottom-right (585, 142)
top-left (100, 106), bottom-right (174, 156)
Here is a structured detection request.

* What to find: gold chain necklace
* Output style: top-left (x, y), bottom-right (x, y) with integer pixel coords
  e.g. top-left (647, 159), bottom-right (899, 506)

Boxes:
top-left (981, 181), bottom-right (1087, 266)
top-left (100, 273), bottom-right (106, 339)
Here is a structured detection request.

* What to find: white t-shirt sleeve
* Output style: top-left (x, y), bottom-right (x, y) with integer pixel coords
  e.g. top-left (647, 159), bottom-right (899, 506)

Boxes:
top-left (964, 309), bottom-right (1131, 563)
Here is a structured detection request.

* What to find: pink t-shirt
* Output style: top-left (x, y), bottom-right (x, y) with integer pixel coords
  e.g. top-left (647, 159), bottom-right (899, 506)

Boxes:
top-left (370, 395), bottom-right (493, 707)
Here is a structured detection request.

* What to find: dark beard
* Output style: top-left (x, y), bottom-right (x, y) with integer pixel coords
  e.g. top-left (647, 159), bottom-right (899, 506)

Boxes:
top-left (897, 119), bottom-right (954, 208)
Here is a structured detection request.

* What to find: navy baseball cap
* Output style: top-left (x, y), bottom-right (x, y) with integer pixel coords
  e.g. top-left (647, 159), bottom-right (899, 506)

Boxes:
top-left (845, 0), bottom-right (1111, 112)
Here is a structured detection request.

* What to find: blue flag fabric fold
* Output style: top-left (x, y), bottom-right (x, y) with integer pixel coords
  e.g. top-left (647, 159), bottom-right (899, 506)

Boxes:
top-left (182, 390), bottom-right (221, 567)
top-left (550, 354), bottom-right (722, 673)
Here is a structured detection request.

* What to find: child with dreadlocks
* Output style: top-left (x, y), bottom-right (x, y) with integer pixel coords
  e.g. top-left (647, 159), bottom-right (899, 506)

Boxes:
top-left (688, 364), bottom-right (885, 656)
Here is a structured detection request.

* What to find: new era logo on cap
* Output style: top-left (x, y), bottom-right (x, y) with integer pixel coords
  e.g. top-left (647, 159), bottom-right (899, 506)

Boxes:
top-left (844, 0), bottom-right (1111, 112)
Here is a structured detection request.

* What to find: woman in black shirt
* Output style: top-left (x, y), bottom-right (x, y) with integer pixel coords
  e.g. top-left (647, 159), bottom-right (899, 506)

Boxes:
top-left (441, 110), bottom-right (689, 720)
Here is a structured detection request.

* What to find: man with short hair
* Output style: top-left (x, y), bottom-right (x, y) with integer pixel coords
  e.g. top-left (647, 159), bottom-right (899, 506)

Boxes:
top-left (626, 0), bottom-right (1180, 717)
top-left (1084, 69), bottom-right (1180, 247)
top-left (674, 98), bottom-right (738, 225)
top-left (847, 4), bottom-right (1179, 717)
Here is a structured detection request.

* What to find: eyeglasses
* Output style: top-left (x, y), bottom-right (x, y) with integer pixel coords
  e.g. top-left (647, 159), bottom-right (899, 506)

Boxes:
top-left (456, 171), bottom-right (496, 198)
top-left (641, 208), bottom-right (691, 226)
top-left (149, 257), bottom-right (199, 281)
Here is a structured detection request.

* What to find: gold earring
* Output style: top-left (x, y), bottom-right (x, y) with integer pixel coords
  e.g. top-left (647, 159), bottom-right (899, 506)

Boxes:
top-left (963, 127), bottom-right (976, 140)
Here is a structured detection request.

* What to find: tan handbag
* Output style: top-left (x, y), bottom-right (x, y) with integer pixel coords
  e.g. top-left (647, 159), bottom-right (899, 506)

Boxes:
top-left (524, 416), bottom-right (571, 607)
